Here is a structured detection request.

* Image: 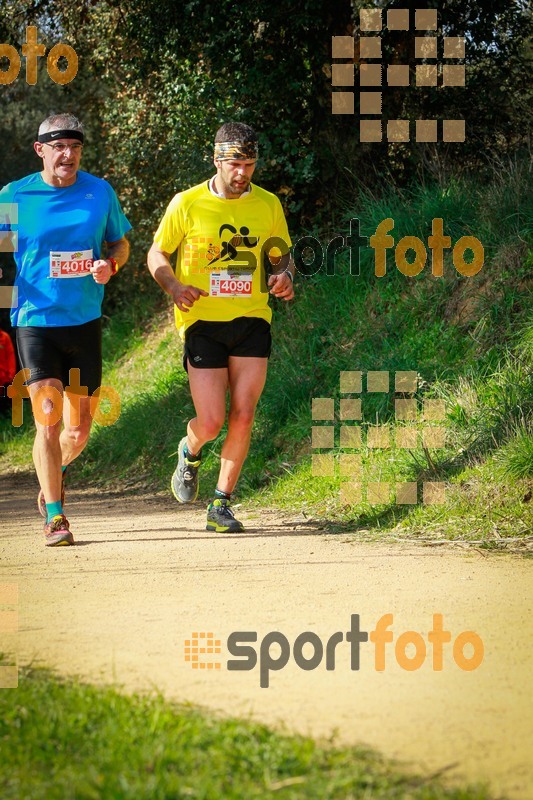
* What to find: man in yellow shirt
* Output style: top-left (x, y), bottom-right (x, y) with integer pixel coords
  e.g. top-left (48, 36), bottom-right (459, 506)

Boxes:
top-left (147, 122), bottom-right (294, 532)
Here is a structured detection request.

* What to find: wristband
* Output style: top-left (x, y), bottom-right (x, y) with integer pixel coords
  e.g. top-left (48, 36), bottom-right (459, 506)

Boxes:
top-left (282, 268), bottom-right (293, 282)
top-left (107, 257), bottom-right (119, 275)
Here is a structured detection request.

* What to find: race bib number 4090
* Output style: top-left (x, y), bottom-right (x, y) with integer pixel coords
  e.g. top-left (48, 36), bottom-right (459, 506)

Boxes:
top-left (50, 249), bottom-right (93, 278)
top-left (210, 270), bottom-right (253, 297)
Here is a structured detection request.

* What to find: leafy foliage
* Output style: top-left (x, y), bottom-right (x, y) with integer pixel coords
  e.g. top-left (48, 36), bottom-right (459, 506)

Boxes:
top-left (1, 0), bottom-right (530, 220)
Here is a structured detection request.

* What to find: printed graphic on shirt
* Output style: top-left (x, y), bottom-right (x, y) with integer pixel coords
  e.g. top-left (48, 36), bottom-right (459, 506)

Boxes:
top-left (184, 224), bottom-right (260, 275)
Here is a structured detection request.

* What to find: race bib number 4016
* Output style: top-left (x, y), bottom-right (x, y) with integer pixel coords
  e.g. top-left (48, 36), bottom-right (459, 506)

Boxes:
top-left (210, 271), bottom-right (253, 297)
top-left (50, 249), bottom-right (93, 278)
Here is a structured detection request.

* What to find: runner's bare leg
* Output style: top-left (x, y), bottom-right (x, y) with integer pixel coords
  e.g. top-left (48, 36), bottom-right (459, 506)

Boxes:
top-left (186, 365), bottom-right (228, 454)
top-left (218, 356), bottom-right (267, 493)
top-left (31, 379), bottom-right (93, 503)
top-left (186, 356), bottom-right (267, 492)
top-left (60, 392), bottom-right (93, 466)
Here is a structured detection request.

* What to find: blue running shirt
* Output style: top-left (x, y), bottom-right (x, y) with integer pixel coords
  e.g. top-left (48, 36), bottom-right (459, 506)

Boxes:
top-left (0, 171), bottom-right (132, 327)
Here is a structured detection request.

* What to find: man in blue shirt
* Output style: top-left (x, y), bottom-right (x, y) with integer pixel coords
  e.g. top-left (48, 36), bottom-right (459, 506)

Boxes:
top-left (0, 113), bottom-right (131, 546)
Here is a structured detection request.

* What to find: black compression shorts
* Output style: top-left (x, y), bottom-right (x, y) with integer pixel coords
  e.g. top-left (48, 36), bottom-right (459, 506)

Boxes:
top-left (183, 316), bottom-right (271, 370)
top-left (16, 318), bottom-right (102, 394)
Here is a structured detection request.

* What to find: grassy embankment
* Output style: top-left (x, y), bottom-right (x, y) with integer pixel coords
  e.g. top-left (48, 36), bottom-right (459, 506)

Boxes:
top-left (1, 166), bottom-right (531, 547)
top-left (0, 666), bottom-right (491, 800)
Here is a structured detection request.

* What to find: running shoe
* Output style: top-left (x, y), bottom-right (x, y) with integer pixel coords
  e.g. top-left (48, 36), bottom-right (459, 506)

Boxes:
top-left (206, 499), bottom-right (244, 533)
top-left (38, 473), bottom-right (66, 518)
top-left (171, 437), bottom-right (201, 503)
top-left (44, 514), bottom-right (74, 547)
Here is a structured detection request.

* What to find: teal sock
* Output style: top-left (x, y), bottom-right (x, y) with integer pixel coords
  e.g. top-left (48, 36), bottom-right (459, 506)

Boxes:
top-left (214, 488), bottom-right (231, 502)
top-left (46, 501), bottom-right (63, 523)
top-left (61, 465), bottom-right (67, 473)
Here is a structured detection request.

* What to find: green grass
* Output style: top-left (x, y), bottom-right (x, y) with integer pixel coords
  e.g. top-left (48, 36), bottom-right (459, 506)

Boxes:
top-left (494, 428), bottom-right (533, 480)
top-left (255, 441), bottom-right (532, 546)
top-left (0, 666), bottom-right (491, 800)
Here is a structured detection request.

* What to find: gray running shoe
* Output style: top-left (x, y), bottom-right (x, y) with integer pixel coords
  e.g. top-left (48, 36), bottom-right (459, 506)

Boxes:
top-left (171, 437), bottom-right (201, 503)
top-left (206, 499), bottom-right (244, 533)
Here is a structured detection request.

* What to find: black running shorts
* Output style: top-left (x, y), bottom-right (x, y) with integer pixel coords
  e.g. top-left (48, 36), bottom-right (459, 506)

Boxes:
top-left (183, 316), bottom-right (272, 370)
top-left (16, 318), bottom-right (103, 394)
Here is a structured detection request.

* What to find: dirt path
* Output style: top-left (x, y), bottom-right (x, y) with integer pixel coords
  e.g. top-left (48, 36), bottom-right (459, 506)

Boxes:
top-left (1, 472), bottom-right (532, 798)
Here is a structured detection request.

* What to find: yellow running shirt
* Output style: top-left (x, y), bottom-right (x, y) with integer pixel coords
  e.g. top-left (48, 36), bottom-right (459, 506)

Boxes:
top-left (153, 180), bottom-right (292, 337)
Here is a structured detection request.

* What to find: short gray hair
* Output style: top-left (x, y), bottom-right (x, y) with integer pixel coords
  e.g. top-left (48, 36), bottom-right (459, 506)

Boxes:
top-left (38, 113), bottom-right (83, 137)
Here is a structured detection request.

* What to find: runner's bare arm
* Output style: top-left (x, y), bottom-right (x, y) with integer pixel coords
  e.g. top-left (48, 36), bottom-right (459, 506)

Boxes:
top-left (147, 243), bottom-right (208, 312)
top-left (268, 253), bottom-right (295, 301)
top-left (91, 236), bottom-right (130, 284)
